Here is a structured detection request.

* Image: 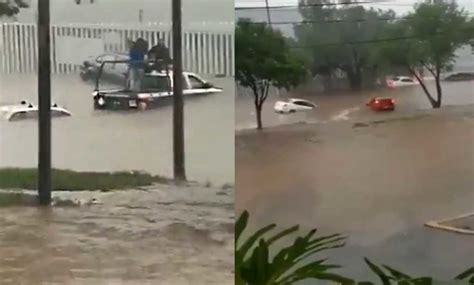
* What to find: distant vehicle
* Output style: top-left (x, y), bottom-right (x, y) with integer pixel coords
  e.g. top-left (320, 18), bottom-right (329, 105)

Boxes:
top-left (366, 97), bottom-right (395, 111)
top-left (80, 52), bottom-right (130, 82)
top-left (442, 72), bottom-right (474, 82)
top-left (93, 60), bottom-right (222, 110)
top-left (274, 98), bottom-right (317, 114)
top-left (0, 101), bottom-right (71, 121)
top-left (386, 76), bottom-right (419, 88)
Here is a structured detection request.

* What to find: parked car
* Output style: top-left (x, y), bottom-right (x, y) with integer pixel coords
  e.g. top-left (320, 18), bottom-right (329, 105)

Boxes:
top-left (80, 52), bottom-right (129, 83)
top-left (274, 98), bottom-right (317, 113)
top-left (0, 101), bottom-right (71, 121)
top-left (366, 97), bottom-right (395, 111)
top-left (386, 76), bottom-right (419, 88)
top-left (442, 72), bottom-right (474, 82)
top-left (93, 62), bottom-right (222, 110)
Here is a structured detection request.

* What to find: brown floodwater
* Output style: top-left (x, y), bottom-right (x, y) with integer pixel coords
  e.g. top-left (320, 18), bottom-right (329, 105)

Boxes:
top-left (236, 80), bottom-right (474, 129)
top-left (0, 73), bottom-right (234, 185)
top-left (0, 185), bottom-right (234, 284)
top-left (236, 82), bottom-right (474, 279)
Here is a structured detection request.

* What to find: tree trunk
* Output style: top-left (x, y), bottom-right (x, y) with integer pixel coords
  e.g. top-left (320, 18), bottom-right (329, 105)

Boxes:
top-left (410, 68), bottom-right (438, 108)
top-left (255, 105), bottom-right (263, 130)
top-left (322, 74), bottom-right (333, 93)
top-left (172, 0), bottom-right (186, 181)
top-left (347, 70), bottom-right (362, 90)
top-left (434, 73), bottom-right (442, 109)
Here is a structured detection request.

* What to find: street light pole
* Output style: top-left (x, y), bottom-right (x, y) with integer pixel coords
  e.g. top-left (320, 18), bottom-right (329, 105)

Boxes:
top-left (172, 0), bottom-right (186, 181)
top-left (38, 0), bottom-right (52, 205)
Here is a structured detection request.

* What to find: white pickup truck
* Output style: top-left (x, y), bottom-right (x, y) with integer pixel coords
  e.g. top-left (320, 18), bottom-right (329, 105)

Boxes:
top-left (93, 69), bottom-right (223, 110)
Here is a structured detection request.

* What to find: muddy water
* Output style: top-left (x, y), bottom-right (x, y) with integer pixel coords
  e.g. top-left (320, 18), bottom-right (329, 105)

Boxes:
top-left (0, 74), bottom-right (234, 185)
top-left (236, 103), bottom-right (474, 278)
top-left (0, 185), bottom-right (234, 284)
top-left (236, 80), bottom-right (474, 129)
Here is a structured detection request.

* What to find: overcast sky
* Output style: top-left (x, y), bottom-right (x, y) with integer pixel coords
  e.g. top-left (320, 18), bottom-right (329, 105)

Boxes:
top-left (235, 0), bottom-right (474, 14)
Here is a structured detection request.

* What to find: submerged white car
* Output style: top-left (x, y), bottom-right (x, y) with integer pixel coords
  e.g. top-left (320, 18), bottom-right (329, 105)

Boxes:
top-left (386, 76), bottom-right (419, 88)
top-left (0, 101), bottom-right (71, 121)
top-left (274, 98), bottom-right (317, 113)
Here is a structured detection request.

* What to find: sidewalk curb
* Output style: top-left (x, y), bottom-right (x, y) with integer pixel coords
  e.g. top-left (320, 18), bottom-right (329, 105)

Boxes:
top-left (425, 212), bottom-right (474, 235)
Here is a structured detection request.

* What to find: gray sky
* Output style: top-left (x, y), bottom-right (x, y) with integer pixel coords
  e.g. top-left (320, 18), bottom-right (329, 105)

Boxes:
top-left (235, 0), bottom-right (474, 14)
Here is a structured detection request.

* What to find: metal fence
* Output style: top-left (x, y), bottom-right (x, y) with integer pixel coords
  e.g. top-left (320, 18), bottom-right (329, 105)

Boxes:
top-left (0, 23), bottom-right (234, 76)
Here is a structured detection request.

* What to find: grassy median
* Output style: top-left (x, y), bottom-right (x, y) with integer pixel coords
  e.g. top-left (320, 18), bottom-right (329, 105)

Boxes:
top-left (0, 168), bottom-right (169, 191)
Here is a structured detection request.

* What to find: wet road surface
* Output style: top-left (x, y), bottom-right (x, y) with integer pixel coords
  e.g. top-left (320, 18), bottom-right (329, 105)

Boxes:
top-left (236, 101), bottom-right (474, 279)
top-left (236, 80), bottom-right (474, 130)
top-left (0, 185), bottom-right (234, 284)
top-left (0, 74), bottom-right (234, 185)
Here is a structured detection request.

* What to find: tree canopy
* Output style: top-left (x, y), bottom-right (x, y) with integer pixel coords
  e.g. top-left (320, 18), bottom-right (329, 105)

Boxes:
top-left (0, 0), bottom-right (28, 17)
top-left (377, 2), bottom-right (474, 107)
top-left (295, 0), bottom-right (474, 107)
top-left (295, 0), bottom-right (396, 90)
top-left (236, 19), bottom-right (307, 129)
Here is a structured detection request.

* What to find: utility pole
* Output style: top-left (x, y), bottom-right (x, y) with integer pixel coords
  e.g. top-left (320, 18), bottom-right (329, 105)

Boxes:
top-left (172, 0), bottom-right (186, 181)
top-left (265, 0), bottom-right (272, 27)
top-left (265, 0), bottom-right (272, 28)
top-left (38, 0), bottom-right (52, 205)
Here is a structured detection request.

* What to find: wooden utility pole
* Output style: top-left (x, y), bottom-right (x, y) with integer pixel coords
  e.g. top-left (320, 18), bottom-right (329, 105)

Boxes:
top-left (172, 0), bottom-right (186, 181)
top-left (38, 0), bottom-right (52, 205)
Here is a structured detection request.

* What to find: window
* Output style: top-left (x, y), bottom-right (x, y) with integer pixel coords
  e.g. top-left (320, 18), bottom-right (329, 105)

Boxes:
top-left (96, 54), bottom-right (115, 63)
top-left (142, 76), bottom-right (170, 92)
top-left (188, 75), bottom-right (206, 89)
top-left (401, 78), bottom-right (413, 83)
top-left (293, 101), bottom-right (314, 107)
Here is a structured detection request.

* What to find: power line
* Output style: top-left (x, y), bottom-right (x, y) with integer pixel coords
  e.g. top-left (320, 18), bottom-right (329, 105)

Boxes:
top-left (244, 12), bottom-right (474, 26)
top-left (235, 0), bottom-right (474, 10)
top-left (235, 0), bottom-right (399, 10)
top-left (287, 27), bottom-right (474, 48)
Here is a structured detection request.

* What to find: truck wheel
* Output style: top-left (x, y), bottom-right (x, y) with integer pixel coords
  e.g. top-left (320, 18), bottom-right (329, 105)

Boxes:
top-left (80, 72), bottom-right (90, 81)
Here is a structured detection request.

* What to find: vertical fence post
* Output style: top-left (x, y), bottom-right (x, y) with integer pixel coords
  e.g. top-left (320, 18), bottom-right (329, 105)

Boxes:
top-left (1, 23), bottom-right (232, 76)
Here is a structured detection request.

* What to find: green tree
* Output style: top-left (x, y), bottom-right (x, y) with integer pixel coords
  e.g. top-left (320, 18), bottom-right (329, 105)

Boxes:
top-left (236, 210), bottom-right (474, 284)
top-left (235, 210), bottom-right (351, 285)
top-left (236, 19), bottom-right (307, 130)
top-left (295, 0), bottom-right (396, 91)
top-left (0, 0), bottom-right (28, 17)
top-left (378, 2), bottom-right (474, 108)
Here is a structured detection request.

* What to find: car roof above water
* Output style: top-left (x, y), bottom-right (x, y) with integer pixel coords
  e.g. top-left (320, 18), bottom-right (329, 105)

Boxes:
top-left (373, 97), bottom-right (394, 100)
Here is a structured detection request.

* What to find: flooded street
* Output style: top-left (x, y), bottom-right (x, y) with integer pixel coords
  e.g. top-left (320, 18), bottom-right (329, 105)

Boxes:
top-left (236, 80), bottom-right (474, 129)
top-left (236, 82), bottom-right (474, 278)
top-left (0, 74), bottom-right (234, 185)
top-left (0, 185), bottom-right (234, 284)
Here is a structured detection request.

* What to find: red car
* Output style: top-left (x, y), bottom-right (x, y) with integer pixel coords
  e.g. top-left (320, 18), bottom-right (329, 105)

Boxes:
top-left (366, 97), bottom-right (395, 111)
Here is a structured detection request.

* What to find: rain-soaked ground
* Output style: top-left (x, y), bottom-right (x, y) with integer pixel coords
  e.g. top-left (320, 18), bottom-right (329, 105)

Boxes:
top-left (0, 184), bottom-right (234, 284)
top-left (236, 82), bottom-right (474, 279)
top-left (0, 73), bottom-right (234, 185)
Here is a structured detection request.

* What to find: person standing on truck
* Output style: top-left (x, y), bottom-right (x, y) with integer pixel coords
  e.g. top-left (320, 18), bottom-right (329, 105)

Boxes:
top-left (128, 38), bottom-right (148, 91)
top-left (147, 38), bottom-right (171, 72)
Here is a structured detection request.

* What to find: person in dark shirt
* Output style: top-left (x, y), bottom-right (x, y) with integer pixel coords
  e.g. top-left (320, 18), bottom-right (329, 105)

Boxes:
top-left (147, 38), bottom-right (171, 72)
